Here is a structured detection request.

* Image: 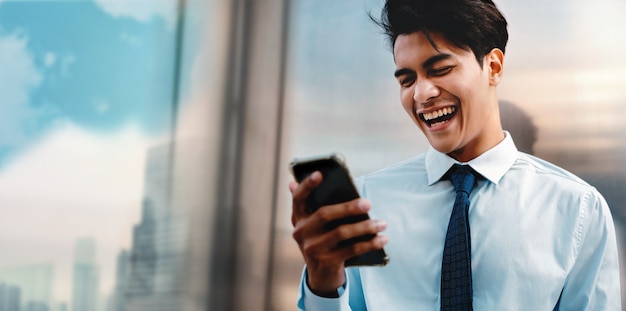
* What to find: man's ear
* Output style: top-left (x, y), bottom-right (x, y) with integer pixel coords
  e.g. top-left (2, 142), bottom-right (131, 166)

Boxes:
top-left (486, 48), bottom-right (504, 86)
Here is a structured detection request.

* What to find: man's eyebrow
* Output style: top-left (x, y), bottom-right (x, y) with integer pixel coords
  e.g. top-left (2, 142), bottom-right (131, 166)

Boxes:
top-left (394, 68), bottom-right (413, 78)
top-left (394, 53), bottom-right (453, 78)
top-left (422, 53), bottom-right (452, 69)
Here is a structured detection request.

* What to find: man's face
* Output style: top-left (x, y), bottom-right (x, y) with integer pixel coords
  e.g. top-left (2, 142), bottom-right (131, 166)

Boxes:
top-left (393, 32), bottom-right (504, 162)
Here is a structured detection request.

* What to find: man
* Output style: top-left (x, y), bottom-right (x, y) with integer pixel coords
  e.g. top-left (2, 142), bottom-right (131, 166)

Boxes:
top-left (289, 0), bottom-right (621, 310)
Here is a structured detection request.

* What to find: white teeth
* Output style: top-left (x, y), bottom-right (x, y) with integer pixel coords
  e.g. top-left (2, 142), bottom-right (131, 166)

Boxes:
top-left (421, 107), bottom-right (456, 121)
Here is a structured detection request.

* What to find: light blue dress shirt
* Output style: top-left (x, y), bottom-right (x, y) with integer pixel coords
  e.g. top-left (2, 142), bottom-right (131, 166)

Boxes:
top-left (298, 132), bottom-right (621, 310)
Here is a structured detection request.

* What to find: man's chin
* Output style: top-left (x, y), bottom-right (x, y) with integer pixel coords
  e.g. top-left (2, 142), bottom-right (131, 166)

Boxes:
top-left (426, 139), bottom-right (457, 155)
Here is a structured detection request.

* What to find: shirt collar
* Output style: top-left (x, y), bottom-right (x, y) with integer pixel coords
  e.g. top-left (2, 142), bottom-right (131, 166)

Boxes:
top-left (425, 131), bottom-right (519, 185)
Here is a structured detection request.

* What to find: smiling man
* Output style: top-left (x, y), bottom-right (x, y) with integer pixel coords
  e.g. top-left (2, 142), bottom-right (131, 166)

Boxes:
top-left (289, 0), bottom-right (621, 310)
top-left (394, 31), bottom-right (504, 163)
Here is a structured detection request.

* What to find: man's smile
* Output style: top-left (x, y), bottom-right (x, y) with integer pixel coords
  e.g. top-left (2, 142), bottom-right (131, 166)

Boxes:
top-left (418, 106), bottom-right (457, 127)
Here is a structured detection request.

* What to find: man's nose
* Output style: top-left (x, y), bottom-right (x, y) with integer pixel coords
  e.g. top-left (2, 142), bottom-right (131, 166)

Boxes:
top-left (413, 78), bottom-right (439, 105)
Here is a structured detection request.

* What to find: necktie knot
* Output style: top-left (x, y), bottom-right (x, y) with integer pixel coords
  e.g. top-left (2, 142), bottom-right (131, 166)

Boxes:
top-left (449, 164), bottom-right (476, 196)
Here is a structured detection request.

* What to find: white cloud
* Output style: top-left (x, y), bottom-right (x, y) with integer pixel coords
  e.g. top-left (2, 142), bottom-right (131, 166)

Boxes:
top-left (60, 53), bottom-right (76, 77)
top-left (0, 33), bottom-right (43, 148)
top-left (44, 52), bottom-right (56, 68)
top-left (94, 0), bottom-right (178, 29)
top-left (0, 122), bottom-right (151, 302)
top-left (93, 97), bottom-right (111, 113)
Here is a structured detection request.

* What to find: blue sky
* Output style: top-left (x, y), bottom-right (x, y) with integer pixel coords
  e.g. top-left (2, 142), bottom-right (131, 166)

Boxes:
top-left (0, 0), bottom-right (184, 303)
top-left (0, 0), bottom-right (178, 164)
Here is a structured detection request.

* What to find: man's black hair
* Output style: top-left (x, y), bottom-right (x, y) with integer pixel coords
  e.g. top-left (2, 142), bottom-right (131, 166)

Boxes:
top-left (374, 0), bottom-right (509, 65)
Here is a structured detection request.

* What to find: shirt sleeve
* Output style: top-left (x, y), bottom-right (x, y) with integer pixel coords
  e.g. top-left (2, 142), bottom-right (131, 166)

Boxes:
top-left (557, 189), bottom-right (622, 310)
top-left (296, 177), bottom-right (371, 310)
top-left (296, 266), bottom-right (367, 311)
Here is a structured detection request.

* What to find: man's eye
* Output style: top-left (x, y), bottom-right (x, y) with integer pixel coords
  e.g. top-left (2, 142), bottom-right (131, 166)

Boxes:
top-left (399, 76), bottom-right (415, 87)
top-left (431, 66), bottom-right (453, 76)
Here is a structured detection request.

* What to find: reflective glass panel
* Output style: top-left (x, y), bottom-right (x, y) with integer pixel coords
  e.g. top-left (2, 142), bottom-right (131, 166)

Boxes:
top-left (0, 1), bottom-right (179, 310)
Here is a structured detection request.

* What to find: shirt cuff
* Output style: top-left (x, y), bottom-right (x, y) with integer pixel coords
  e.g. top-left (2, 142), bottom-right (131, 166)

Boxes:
top-left (299, 267), bottom-right (350, 311)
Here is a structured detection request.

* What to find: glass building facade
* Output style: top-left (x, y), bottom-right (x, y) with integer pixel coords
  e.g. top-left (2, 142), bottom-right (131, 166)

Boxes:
top-left (0, 0), bottom-right (625, 310)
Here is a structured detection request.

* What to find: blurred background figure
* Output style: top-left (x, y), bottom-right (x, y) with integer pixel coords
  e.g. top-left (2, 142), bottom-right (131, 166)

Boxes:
top-left (499, 100), bottom-right (538, 155)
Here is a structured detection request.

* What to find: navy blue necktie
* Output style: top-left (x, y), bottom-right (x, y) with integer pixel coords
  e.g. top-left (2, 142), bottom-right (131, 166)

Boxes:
top-left (441, 164), bottom-right (476, 311)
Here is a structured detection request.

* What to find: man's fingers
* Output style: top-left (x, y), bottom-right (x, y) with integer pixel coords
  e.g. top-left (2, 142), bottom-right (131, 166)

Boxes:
top-left (314, 199), bottom-right (371, 225)
top-left (300, 218), bottom-right (387, 256)
top-left (288, 181), bottom-right (298, 194)
top-left (330, 218), bottom-right (386, 245)
top-left (334, 234), bottom-right (389, 260)
top-left (295, 198), bottom-right (372, 235)
top-left (294, 171), bottom-right (322, 199)
top-left (298, 223), bottom-right (388, 263)
top-left (291, 171), bottom-right (323, 217)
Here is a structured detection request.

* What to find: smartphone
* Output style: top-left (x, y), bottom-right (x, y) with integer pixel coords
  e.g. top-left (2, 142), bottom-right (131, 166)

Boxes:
top-left (289, 153), bottom-right (389, 267)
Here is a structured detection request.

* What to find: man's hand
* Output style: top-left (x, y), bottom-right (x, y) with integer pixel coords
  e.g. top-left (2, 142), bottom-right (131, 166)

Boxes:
top-left (290, 171), bottom-right (388, 296)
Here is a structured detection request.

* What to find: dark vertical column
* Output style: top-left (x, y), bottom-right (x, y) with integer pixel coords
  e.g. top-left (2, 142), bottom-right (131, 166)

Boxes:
top-left (264, 0), bottom-right (291, 310)
top-left (209, 0), bottom-right (253, 310)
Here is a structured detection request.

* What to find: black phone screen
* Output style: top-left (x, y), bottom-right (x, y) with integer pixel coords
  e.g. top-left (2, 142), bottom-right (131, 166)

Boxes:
top-left (290, 154), bottom-right (389, 267)
top-left (291, 157), bottom-right (359, 214)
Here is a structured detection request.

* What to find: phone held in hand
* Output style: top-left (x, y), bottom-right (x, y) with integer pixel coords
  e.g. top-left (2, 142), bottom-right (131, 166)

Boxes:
top-left (289, 153), bottom-right (389, 267)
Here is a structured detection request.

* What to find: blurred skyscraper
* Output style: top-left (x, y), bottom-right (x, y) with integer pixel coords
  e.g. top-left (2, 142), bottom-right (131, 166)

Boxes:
top-left (120, 141), bottom-right (220, 311)
top-left (126, 199), bottom-right (157, 297)
top-left (0, 264), bottom-right (53, 310)
top-left (124, 143), bottom-right (183, 311)
top-left (71, 238), bottom-right (99, 311)
top-left (109, 250), bottom-right (129, 311)
top-left (0, 283), bottom-right (21, 311)
top-left (24, 301), bottom-right (48, 311)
